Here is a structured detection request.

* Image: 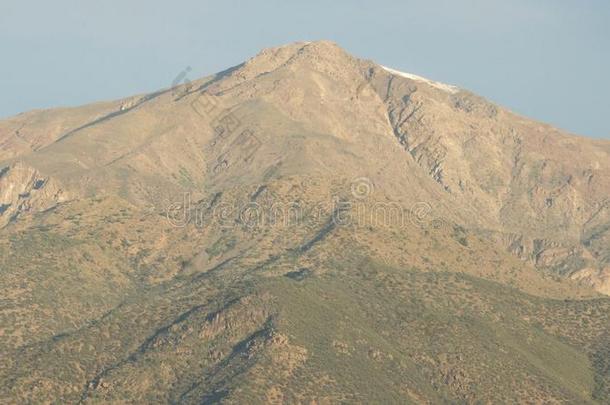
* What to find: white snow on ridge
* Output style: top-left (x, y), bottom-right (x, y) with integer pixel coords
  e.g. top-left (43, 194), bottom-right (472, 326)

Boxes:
top-left (381, 65), bottom-right (460, 94)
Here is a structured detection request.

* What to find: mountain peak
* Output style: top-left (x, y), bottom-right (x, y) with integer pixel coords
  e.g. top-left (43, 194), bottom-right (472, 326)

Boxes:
top-left (255, 39), bottom-right (344, 58)
top-left (246, 40), bottom-right (356, 71)
top-left (240, 41), bottom-right (460, 96)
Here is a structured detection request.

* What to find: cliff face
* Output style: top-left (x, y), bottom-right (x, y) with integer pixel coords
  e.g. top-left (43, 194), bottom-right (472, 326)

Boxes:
top-left (362, 60), bottom-right (610, 293)
top-left (0, 161), bottom-right (70, 227)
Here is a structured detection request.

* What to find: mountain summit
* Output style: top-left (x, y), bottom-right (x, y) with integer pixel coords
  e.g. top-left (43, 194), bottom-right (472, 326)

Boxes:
top-left (1, 41), bottom-right (609, 403)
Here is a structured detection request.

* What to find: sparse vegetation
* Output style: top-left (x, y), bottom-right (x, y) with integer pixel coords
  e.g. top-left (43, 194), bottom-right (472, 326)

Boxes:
top-left (0, 40), bottom-right (609, 403)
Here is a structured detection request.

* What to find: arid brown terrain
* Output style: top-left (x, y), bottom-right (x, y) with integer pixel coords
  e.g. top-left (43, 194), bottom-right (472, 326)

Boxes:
top-left (0, 41), bottom-right (609, 403)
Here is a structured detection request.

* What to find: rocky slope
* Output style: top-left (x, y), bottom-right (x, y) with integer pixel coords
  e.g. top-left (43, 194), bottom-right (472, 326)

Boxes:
top-left (0, 41), bottom-right (609, 403)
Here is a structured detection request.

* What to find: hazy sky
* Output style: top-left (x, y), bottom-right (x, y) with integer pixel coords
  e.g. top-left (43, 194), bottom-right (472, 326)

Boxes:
top-left (1, 0), bottom-right (609, 138)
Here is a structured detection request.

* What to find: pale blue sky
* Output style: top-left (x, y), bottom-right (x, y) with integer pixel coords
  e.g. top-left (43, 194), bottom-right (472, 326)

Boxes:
top-left (1, 0), bottom-right (609, 138)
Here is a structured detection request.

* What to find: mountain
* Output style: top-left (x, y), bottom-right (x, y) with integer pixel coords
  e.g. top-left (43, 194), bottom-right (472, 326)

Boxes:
top-left (0, 40), bottom-right (608, 403)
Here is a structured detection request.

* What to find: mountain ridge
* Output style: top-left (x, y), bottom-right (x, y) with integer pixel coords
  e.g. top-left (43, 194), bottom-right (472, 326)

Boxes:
top-left (0, 40), bottom-right (609, 403)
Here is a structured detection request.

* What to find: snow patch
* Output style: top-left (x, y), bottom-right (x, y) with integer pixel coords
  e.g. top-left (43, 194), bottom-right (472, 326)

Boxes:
top-left (381, 65), bottom-right (460, 94)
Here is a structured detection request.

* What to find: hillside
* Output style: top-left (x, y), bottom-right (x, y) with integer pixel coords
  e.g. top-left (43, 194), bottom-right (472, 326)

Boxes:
top-left (0, 40), bottom-right (608, 403)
